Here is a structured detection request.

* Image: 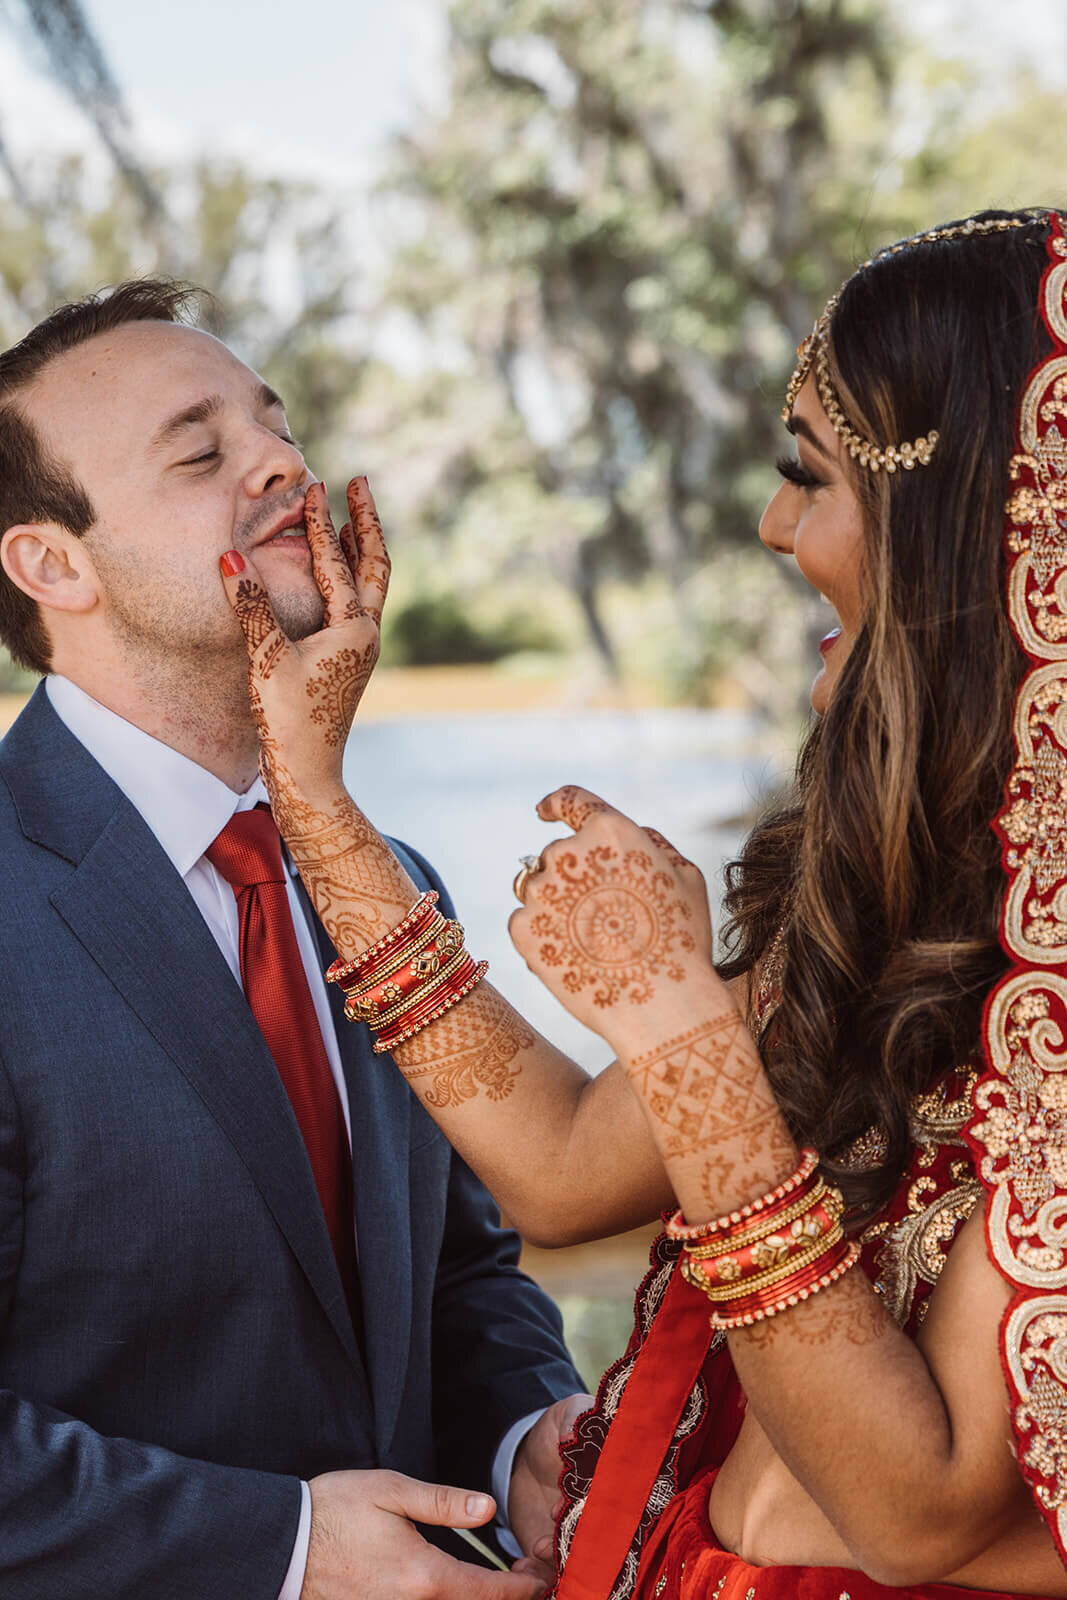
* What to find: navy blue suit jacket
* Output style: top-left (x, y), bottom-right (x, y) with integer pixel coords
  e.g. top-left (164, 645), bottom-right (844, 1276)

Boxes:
top-left (0, 686), bottom-right (581, 1598)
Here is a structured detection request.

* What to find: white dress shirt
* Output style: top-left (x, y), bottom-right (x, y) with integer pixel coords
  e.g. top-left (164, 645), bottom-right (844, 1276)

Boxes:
top-left (45, 675), bottom-right (536, 1592)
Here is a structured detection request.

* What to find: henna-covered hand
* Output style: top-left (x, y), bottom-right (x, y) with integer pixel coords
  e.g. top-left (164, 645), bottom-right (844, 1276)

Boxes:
top-left (510, 786), bottom-right (796, 1210)
top-left (508, 785), bottom-right (716, 1049)
top-left (220, 475), bottom-right (390, 806)
top-left (220, 477), bottom-right (413, 950)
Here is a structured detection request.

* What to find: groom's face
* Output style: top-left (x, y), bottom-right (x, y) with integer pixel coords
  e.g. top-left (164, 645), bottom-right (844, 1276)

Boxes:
top-left (18, 319), bottom-right (323, 664)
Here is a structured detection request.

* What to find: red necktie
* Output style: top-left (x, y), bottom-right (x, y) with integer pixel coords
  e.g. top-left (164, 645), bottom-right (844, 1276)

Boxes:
top-left (207, 808), bottom-right (359, 1330)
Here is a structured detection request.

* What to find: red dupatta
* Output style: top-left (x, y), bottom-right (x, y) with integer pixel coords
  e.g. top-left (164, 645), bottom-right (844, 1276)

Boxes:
top-left (967, 208), bottom-right (1067, 1569)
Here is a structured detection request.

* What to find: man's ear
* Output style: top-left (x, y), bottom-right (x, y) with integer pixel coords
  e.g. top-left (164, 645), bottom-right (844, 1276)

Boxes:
top-left (0, 524), bottom-right (99, 615)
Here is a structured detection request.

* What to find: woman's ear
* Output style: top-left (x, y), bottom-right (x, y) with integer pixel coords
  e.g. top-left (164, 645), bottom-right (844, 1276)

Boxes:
top-left (0, 523), bottom-right (100, 615)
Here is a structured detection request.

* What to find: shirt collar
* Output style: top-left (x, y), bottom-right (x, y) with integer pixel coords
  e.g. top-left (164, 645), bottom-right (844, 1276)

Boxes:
top-left (46, 675), bottom-right (270, 879)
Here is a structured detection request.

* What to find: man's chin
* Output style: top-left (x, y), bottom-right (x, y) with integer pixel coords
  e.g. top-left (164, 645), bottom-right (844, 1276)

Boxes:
top-left (269, 588), bottom-right (326, 642)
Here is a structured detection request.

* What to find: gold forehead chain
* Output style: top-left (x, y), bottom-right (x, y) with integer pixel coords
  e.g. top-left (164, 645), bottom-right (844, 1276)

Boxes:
top-left (783, 216), bottom-right (1033, 473)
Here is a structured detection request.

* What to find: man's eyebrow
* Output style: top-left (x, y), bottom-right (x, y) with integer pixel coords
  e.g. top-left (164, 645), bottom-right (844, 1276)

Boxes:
top-left (149, 384), bottom-right (287, 452)
top-left (150, 394), bottom-right (224, 450)
top-left (786, 414), bottom-right (833, 462)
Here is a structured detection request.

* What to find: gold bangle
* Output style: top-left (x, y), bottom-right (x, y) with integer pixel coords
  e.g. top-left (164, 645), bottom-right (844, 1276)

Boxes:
top-left (684, 1180), bottom-right (834, 1261)
top-left (366, 945), bottom-right (471, 1031)
top-left (343, 913), bottom-right (448, 999)
top-left (683, 1222), bottom-right (846, 1301)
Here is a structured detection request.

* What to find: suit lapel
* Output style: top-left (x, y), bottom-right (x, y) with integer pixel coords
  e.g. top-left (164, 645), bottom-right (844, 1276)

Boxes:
top-left (301, 887), bottom-right (415, 1457)
top-left (2, 688), bottom-right (368, 1392)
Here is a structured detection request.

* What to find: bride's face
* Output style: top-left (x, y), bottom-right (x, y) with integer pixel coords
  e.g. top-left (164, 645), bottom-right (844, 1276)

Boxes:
top-left (759, 374), bottom-right (865, 714)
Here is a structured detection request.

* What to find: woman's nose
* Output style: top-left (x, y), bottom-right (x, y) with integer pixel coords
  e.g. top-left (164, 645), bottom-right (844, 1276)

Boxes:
top-left (758, 486), bottom-right (795, 555)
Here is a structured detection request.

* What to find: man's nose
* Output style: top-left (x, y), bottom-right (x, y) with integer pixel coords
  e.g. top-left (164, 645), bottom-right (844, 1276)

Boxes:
top-left (245, 430), bottom-right (307, 498)
top-left (758, 488), bottom-right (795, 555)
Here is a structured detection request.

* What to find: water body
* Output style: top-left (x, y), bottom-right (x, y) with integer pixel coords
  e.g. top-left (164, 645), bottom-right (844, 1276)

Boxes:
top-left (344, 705), bottom-right (781, 1070)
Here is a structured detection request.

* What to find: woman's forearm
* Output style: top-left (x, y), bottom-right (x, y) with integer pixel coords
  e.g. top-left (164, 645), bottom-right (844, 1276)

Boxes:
top-left (273, 780), bottom-right (673, 1242)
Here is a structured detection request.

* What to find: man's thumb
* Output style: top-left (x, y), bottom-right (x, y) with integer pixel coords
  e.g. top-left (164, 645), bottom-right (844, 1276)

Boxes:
top-left (377, 1471), bottom-right (495, 1528)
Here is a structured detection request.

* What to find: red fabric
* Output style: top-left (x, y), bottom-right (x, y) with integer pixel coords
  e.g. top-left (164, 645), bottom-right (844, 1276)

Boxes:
top-left (632, 1468), bottom-right (1040, 1600)
top-left (207, 809), bottom-right (358, 1322)
top-left (555, 1258), bottom-right (719, 1600)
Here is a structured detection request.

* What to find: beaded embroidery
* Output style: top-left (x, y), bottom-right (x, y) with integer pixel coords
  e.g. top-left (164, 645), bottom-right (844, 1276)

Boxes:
top-left (968, 213), bottom-right (1067, 1566)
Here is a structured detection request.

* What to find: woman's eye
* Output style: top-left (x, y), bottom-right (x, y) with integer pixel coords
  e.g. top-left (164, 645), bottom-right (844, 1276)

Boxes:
top-left (776, 454), bottom-right (822, 490)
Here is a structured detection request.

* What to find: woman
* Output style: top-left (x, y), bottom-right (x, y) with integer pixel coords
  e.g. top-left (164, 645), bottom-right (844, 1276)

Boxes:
top-left (217, 206), bottom-right (1067, 1598)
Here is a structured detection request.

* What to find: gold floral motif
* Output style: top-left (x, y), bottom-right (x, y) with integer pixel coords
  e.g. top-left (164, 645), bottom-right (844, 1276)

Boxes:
top-left (869, 1180), bottom-right (983, 1327)
top-left (975, 223), bottom-right (1067, 1570)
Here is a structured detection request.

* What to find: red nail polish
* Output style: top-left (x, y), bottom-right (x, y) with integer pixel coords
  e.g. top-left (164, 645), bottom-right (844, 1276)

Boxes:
top-left (219, 550), bottom-right (245, 576)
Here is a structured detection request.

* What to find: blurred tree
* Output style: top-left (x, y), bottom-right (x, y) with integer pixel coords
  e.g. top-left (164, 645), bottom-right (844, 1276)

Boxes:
top-left (0, 0), bottom-right (160, 217)
top-left (374, 0), bottom-right (901, 685)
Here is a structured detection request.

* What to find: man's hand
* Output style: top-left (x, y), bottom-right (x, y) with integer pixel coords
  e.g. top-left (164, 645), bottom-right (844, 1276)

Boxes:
top-left (508, 1394), bottom-right (594, 1581)
top-left (301, 1469), bottom-right (547, 1599)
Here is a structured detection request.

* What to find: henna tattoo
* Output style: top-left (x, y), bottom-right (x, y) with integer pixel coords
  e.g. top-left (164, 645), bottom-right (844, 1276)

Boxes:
top-left (305, 645), bottom-right (378, 747)
top-left (259, 757), bottom-right (413, 952)
top-left (529, 844), bottom-right (694, 1006)
top-left (642, 826), bottom-right (691, 871)
top-left (738, 1266), bottom-right (891, 1351)
top-left (551, 785), bottom-right (612, 830)
top-left (393, 985), bottom-right (531, 1107)
top-left (257, 632), bottom-right (288, 681)
top-left (234, 579), bottom-right (279, 653)
top-left (627, 1015), bottom-right (795, 1203)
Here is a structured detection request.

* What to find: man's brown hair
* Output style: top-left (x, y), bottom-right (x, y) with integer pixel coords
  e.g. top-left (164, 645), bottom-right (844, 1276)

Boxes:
top-left (0, 280), bottom-right (202, 673)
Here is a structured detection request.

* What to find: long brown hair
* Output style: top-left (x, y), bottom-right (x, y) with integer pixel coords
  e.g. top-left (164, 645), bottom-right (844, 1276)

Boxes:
top-left (718, 209), bottom-right (1054, 1215)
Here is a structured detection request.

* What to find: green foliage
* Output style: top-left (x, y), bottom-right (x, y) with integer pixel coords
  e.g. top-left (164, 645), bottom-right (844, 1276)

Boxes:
top-left (366, 0), bottom-right (911, 689)
top-left (0, 155), bottom-right (366, 485)
top-left (382, 590), bottom-right (564, 666)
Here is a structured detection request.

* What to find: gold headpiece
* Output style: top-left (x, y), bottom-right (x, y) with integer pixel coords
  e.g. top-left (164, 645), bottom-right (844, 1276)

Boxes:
top-left (783, 215), bottom-right (1034, 473)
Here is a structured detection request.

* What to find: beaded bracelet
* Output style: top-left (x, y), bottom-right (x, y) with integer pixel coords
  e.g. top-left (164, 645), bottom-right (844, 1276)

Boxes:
top-left (665, 1148), bottom-right (819, 1242)
top-left (703, 1240), bottom-right (861, 1330)
top-left (373, 955), bottom-right (488, 1053)
top-left (671, 1147), bottom-right (860, 1328)
top-left (326, 892), bottom-right (443, 991)
top-left (325, 890), bottom-right (489, 1054)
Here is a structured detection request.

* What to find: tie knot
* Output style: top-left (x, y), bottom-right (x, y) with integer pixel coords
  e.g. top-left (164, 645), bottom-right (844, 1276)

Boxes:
top-left (206, 806), bottom-right (286, 889)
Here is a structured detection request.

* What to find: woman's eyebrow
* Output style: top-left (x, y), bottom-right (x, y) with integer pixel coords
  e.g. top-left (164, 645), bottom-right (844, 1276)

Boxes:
top-left (786, 414), bottom-right (833, 461)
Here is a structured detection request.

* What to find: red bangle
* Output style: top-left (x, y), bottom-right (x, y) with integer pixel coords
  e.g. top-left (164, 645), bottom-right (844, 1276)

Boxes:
top-left (665, 1148), bottom-right (818, 1241)
top-left (372, 956), bottom-right (489, 1053)
top-left (705, 1239), bottom-right (861, 1329)
top-left (343, 922), bottom-right (465, 1022)
top-left (325, 892), bottom-right (442, 992)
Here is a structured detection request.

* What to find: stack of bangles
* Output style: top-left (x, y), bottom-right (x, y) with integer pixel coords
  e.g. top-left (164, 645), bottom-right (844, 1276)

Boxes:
top-left (666, 1147), bottom-right (860, 1329)
top-left (324, 891), bottom-right (488, 1054)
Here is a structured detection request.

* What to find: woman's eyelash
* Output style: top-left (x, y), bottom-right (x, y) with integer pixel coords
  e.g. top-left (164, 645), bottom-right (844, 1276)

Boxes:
top-left (776, 454), bottom-right (822, 489)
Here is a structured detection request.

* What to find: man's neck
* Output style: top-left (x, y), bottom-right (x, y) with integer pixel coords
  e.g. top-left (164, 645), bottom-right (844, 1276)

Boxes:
top-left (53, 653), bottom-right (262, 792)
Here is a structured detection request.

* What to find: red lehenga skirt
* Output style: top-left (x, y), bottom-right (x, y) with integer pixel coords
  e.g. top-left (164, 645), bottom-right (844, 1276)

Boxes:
top-left (630, 1467), bottom-right (1033, 1600)
top-left (550, 1134), bottom-right (1057, 1600)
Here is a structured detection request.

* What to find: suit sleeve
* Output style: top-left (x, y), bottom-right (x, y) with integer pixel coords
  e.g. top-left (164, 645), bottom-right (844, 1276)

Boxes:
top-left (391, 841), bottom-right (585, 1494)
top-left (0, 1047), bottom-right (302, 1600)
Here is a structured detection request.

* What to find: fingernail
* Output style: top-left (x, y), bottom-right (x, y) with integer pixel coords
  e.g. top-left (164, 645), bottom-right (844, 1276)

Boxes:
top-left (466, 1493), bottom-right (492, 1519)
top-left (219, 550), bottom-right (245, 576)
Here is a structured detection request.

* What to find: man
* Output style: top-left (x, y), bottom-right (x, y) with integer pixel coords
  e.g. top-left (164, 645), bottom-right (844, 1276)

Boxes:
top-left (0, 280), bottom-right (585, 1598)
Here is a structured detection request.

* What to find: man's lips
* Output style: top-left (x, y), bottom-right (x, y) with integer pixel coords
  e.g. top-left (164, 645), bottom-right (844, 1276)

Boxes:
top-left (254, 506), bottom-right (308, 548)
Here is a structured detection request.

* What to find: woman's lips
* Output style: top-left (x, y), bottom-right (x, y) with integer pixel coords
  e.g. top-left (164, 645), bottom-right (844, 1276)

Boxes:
top-left (818, 627), bottom-right (843, 657)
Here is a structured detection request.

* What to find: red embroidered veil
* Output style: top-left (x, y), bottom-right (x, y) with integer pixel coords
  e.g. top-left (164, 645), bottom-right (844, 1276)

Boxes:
top-left (546, 213), bottom-right (1067, 1599)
